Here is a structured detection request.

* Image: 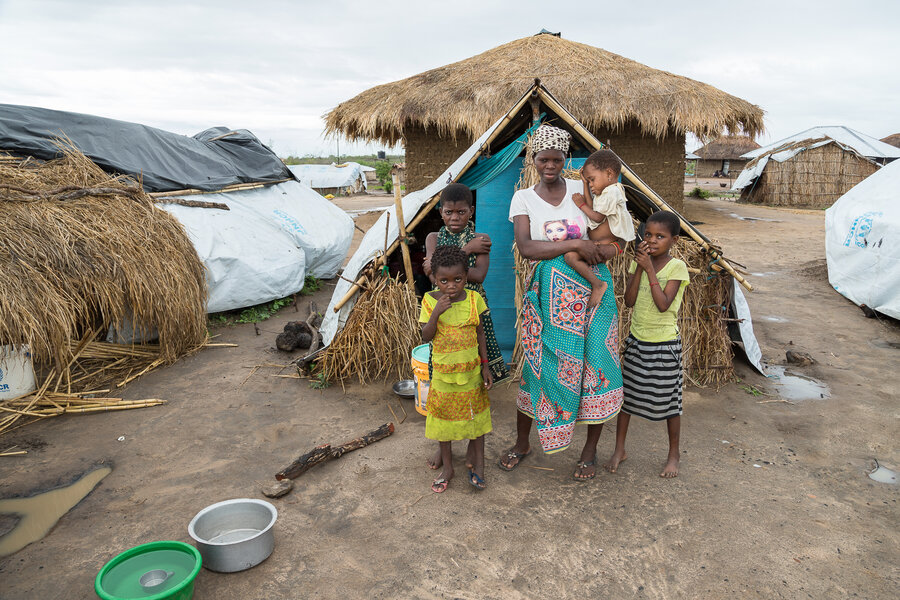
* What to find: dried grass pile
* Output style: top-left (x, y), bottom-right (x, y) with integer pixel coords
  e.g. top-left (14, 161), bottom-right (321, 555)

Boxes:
top-left (512, 165), bottom-right (735, 387)
top-left (321, 271), bottom-right (418, 383)
top-left (0, 145), bottom-right (208, 435)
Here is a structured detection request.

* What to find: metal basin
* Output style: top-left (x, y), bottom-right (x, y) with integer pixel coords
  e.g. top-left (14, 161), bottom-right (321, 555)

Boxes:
top-left (392, 379), bottom-right (415, 398)
top-left (188, 498), bottom-right (277, 573)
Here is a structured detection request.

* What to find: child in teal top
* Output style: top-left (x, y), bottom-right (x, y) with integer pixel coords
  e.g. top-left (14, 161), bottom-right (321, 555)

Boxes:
top-left (605, 211), bottom-right (689, 478)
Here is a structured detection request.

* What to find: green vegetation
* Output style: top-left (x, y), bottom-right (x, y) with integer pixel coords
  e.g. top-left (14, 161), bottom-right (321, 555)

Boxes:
top-left (687, 186), bottom-right (712, 199)
top-left (375, 160), bottom-right (393, 193)
top-left (207, 275), bottom-right (322, 325)
top-left (282, 154), bottom-right (404, 168)
top-left (309, 370), bottom-right (331, 390)
top-left (685, 160), bottom-right (696, 176)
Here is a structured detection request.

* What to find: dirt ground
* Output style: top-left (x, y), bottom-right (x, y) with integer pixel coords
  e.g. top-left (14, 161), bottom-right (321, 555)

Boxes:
top-left (1, 195), bottom-right (898, 599)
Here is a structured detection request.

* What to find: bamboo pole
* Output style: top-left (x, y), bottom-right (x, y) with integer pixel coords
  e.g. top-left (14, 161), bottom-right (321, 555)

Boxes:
top-left (535, 86), bottom-right (753, 292)
top-left (332, 86), bottom-right (539, 313)
top-left (148, 178), bottom-right (292, 198)
top-left (392, 173), bottom-right (415, 291)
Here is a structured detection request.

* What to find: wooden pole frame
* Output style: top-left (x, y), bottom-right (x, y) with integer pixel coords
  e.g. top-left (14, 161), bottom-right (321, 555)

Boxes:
top-left (332, 86), bottom-right (538, 313)
top-left (533, 85), bottom-right (752, 292)
top-left (392, 172), bottom-right (415, 290)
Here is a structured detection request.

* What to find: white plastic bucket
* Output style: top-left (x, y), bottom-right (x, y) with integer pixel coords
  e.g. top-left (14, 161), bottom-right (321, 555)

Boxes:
top-left (0, 346), bottom-right (37, 400)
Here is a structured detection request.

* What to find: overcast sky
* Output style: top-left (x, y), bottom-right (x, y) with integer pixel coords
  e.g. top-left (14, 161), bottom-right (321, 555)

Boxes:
top-left (1, 0), bottom-right (897, 157)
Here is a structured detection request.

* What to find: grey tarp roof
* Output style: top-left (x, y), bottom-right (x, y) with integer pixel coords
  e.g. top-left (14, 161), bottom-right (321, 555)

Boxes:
top-left (0, 104), bottom-right (293, 192)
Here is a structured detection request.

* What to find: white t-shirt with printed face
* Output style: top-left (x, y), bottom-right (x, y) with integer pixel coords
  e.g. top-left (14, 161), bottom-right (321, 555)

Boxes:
top-left (508, 178), bottom-right (588, 242)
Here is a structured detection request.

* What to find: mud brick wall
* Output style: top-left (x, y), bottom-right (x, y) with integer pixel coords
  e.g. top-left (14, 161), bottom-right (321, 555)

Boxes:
top-left (405, 122), bottom-right (685, 212)
top-left (591, 122), bottom-right (686, 212)
top-left (695, 158), bottom-right (751, 178)
top-left (404, 125), bottom-right (474, 193)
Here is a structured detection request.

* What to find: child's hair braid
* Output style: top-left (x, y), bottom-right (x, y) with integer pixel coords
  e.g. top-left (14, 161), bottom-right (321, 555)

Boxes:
top-left (431, 245), bottom-right (469, 273)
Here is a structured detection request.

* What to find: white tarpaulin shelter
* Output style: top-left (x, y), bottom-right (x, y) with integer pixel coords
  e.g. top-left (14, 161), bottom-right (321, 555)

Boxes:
top-left (320, 122), bottom-right (499, 345)
top-left (825, 160), bottom-right (900, 319)
top-left (161, 180), bottom-right (353, 313)
top-left (288, 163), bottom-right (369, 194)
top-left (732, 126), bottom-right (900, 192)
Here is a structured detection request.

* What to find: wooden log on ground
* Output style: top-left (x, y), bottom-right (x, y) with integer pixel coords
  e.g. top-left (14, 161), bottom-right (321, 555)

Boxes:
top-left (275, 422), bottom-right (395, 480)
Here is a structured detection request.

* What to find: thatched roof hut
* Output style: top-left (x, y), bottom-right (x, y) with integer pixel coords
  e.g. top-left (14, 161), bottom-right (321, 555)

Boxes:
top-left (325, 32), bottom-right (764, 211)
top-left (691, 135), bottom-right (760, 177)
top-left (881, 133), bottom-right (900, 149)
top-left (320, 82), bottom-right (760, 387)
top-left (732, 126), bottom-right (900, 208)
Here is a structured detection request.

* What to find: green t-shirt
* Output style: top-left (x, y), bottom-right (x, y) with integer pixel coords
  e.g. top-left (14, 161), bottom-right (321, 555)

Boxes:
top-left (628, 258), bottom-right (690, 343)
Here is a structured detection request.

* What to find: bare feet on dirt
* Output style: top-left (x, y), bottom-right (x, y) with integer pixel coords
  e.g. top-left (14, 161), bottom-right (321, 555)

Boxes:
top-left (604, 450), bottom-right (627, 473)
top-left (660, 456), bottom-right (679, 478)
top-left (427, 447), bottom-right (442, 470)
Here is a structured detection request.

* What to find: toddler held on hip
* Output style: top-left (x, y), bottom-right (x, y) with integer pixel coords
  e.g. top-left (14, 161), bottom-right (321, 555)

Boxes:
top-left (568, 149), bottom-right (635, 307)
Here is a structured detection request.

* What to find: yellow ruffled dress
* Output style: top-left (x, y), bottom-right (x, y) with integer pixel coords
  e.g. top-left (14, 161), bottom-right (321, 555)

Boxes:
top-left (419, 290), bottom-right (492, 441)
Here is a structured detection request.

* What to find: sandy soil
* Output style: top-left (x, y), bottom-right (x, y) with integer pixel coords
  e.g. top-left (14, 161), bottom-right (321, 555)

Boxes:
top-left (1, 196), bottom-right (898, 599)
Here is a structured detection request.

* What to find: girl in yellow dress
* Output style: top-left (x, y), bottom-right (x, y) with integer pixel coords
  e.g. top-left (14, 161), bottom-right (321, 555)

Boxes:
top-left (420, 245), bottom-right (493, 493)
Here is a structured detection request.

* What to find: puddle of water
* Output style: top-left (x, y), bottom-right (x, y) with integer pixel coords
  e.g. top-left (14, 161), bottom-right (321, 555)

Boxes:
top-left (766, 365), bottom-right (830, 401)
top-left (762, 316), bottom-right (789, 323)
top-left (728, 213), bottom-right (781, 222)
top-left (0, 466), bottom-right (111, 557)
top-left (868, 461), bottom-right (898, 484)
top-left (869, 339), bottom-right (900, 350)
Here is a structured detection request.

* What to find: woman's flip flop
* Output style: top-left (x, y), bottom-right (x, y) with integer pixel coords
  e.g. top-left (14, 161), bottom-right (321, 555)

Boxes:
top-left (498, 448), bottom-right (531, 471)
top-left (573, 456), bottom-right (598, 481)
top-left (468, 470), bottom-right (486, 490)
top-left (431, 478), bottom-right (449, 493)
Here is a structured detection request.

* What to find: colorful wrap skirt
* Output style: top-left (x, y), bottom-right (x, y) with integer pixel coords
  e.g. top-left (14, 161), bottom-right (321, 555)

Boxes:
top-left (517, 256), bottom-right (624, 453)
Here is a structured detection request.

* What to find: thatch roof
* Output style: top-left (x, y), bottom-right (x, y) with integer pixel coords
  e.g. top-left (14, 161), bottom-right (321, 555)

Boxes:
top-left (881, 133), bottom-right (900, 149)
top-left (692, 135), bottom-right (760, 160)
top-left (325, 33), bottom-right (764, 145)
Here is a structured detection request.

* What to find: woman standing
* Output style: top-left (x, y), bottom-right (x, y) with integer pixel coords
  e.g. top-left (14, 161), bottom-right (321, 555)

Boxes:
top-left (501, 125), bottom-right (628, 480)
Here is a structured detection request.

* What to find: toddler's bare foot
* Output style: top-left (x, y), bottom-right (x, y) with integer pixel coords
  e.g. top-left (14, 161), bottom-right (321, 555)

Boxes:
top-left (465, 440), bottom-right (476, 470)
top-left (604, 450), bottom-right (627, 473)
top-left (427, 448), bottom-right (442, 470)
top-left (588, 281), bottom-right (607, 308)
top-left (660, 456), bottom-right (679, 478)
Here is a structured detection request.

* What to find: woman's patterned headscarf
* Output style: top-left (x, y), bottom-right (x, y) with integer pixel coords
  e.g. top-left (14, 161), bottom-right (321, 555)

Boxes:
top-left (530, 124), bottom-right (571, 155)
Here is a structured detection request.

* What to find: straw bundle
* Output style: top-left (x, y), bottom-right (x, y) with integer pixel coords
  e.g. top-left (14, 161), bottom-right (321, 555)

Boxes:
top-left (321, 271), bottom-right (419, 383)
top-left (0, 145), bottom-right (207, 367)
top-left (0, 145), bottom-right (208, 435)
top-left (511, 166), bottom-right (735, 386)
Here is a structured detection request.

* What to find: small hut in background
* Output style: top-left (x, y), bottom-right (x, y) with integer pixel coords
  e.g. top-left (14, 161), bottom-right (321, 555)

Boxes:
top-left (325, 32), bottom-right (763, 212)
top-left (691, 135), bottom-right (760, 177)
top-left (732, 126), bottom-right (900, 208)
top-left (881, 133), bottom-right (900, 149)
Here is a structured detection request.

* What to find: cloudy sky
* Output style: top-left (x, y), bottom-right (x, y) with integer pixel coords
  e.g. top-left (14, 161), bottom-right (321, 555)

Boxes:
top-left (1, 0), bottom-right (897, 157)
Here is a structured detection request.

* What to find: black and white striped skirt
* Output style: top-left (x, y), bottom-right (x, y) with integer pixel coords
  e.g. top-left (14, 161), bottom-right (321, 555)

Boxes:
top-left (621, 335), bottom-right (683, 421)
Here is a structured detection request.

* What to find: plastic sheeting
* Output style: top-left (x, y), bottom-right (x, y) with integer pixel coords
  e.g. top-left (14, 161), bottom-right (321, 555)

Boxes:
top-left (0, 104), bottom-right (293, 192)
top-left (160, 180), bottom-right (353, 313)
top-left (825, 160), bottom-right (900, 319)
top-left (733, 126), bottom-right (900, 192)
top-left (320, 118), bottom-right (503, 345)
top-left (288, 163), bottom-right (369, 192)
top-left (741, 126), bottom-right (900, 162)
top-left (730, 280), bottom-right (764, 373)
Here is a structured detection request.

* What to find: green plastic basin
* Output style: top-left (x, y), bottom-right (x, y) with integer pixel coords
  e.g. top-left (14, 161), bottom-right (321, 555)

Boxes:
top-left (95, 541), bottom-right (201, 600)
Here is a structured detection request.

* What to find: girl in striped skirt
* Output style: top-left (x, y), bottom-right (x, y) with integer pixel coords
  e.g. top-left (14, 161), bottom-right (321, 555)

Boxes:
top-left (604, 211), bottom-right (689, 478)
